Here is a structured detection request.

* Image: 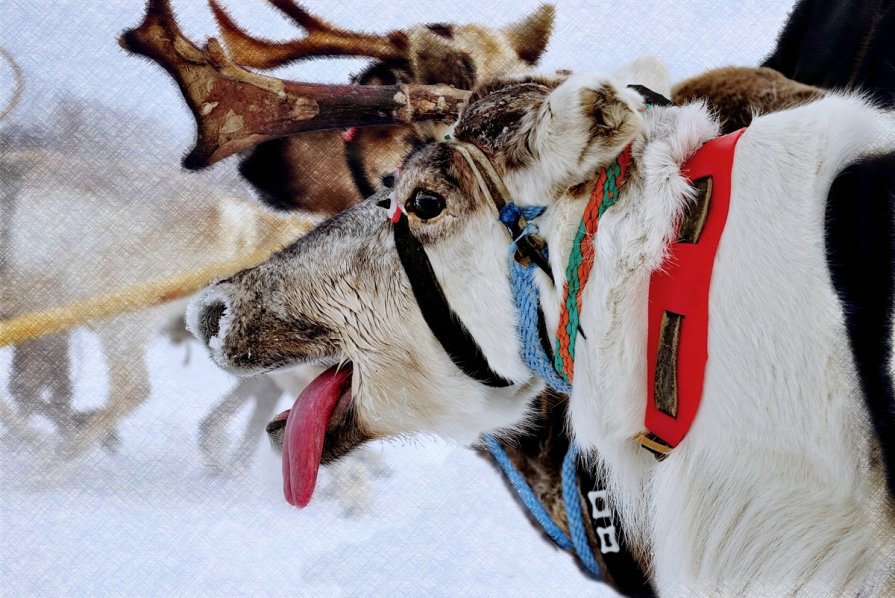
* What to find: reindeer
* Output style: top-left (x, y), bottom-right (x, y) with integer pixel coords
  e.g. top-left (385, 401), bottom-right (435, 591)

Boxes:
top-left (192, 0), bottom-right (557, 472)
top-left (124, 1), bottom-right (876, 592)
top-left (183, 45), bottom-right (895, 593)
top-left (762, 0), bottom-right (895, 108)
top-left (0, 103), bottom-right (307, 464)
top-left (98, 0), bottom-right (553, 478)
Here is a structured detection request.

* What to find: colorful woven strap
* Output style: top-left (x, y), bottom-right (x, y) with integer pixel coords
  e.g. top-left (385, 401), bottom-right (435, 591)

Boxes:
top-left (554, 145), bottom-right (634, 382)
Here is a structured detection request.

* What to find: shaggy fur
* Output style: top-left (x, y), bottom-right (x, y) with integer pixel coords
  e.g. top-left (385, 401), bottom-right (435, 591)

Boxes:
top-left (190, 64), bottom-right (895, 593)
top-left (671, 66), bottom-right (825, 133)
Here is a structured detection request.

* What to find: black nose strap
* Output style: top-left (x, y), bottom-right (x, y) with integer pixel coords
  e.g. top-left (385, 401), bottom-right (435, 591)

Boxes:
top-left (626, 84), bottom-right (672, 107)
top-left (392, 214), bottom-right (514, 388)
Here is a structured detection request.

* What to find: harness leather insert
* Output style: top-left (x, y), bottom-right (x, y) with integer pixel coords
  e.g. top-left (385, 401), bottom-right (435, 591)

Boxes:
top-left (653, 311), bottom-right (683, 418)
top-left (678, 177), bottom-right (713, 244)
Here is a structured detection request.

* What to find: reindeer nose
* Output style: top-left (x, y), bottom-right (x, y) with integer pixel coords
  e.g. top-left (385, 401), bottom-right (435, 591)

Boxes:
top-left (187, 289), bottom-right (237, 355)
top-left (196, 301), bottom-right (227, 345)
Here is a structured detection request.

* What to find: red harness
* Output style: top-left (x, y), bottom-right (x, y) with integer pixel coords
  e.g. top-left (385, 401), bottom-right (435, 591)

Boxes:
top-left (643, 128), bottom-right (746, 454)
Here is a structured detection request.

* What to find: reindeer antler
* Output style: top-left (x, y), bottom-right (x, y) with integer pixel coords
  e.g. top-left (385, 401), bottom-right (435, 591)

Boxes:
top-left (120, 0), bottom-right (468, 169)
top-left (0, 47), bottom-right (25, 121)
top-left (210, 0), bottom-right (409, 69)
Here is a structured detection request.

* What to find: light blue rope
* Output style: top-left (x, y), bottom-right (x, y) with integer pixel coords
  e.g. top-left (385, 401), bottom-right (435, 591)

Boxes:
top-left (509, 257), bottom-right (572, 394)
top-left (561, 443), bottom-right (602, 579)
top-left (485, 203), bottom-right (602, 580)
top-left (484, 434), bottom-right (572, 550)
top-left (502, 205), bottom-right (572, 395)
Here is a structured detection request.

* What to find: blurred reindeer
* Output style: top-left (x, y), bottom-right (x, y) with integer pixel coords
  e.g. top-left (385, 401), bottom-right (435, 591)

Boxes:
top-left (0, 91), bottom-right (307, 466)
top-left (0, 49), bottom-right (91, 447)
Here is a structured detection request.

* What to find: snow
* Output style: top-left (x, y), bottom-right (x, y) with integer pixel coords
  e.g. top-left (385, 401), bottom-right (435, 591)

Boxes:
top-left (1, 333), bottom-right (612, 596)
top-left (1, 0), bottom-right (795, 595)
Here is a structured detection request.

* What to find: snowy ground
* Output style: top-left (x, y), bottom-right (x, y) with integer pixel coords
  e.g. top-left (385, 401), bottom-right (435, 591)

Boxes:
top-left (1, 331), bottom-right (609, 596)
top-left (1, 0), bottom-right (795, 595)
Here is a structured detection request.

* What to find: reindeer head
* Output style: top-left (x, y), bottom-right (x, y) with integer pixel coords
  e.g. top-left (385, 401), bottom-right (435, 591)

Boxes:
top-left (123, 0), bottom-right (554, 216)
top-left (187, 68), bottom-right (656, 505)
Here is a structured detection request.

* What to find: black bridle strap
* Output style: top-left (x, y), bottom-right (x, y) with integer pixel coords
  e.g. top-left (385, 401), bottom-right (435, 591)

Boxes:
top-left (627, 84), bottom-right (672, 107)
top-left (393, 214), bottom-right (514, 388)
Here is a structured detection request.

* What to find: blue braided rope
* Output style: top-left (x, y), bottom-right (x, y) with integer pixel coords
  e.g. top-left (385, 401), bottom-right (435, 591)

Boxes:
top-left (490, 203), bottom-right (603, 580)
top-left (484, 434), bottom-right (572, 550)
top-left (509, 257), bottom-right (572, 394)
top-left (562, 444), bottom-right (602, 579)
top-left (502, 205), bottom-right (571, 395)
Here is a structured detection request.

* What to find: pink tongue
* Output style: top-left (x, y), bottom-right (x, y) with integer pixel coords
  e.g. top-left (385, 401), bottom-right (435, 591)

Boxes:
top-left (282, 364), bottom-right (352, 507)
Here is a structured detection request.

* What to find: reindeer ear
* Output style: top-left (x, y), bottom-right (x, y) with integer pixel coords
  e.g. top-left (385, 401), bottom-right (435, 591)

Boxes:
top-left (524, 75), bottom-right (642, 188)
top-left (504, 4), bottom-right (555, 65)
top-left (574, 80), bottom-right (642, 166)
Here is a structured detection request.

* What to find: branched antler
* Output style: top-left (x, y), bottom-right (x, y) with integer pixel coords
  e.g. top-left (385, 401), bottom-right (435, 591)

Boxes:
top-left (120, 0), bottom-right (469, 169)
top-left (210, 0), bottom-right (409, 69)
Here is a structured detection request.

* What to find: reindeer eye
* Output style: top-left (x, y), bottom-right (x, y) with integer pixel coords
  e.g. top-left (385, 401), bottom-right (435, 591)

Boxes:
top-left (381, 173), bottom-right (396, 189)
top-left (407, 189), bottom-right (445, 220)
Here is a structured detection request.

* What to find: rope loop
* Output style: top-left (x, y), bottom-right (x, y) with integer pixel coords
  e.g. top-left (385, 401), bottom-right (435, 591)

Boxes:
top-left (489, 204), bottom-right (603, 580)
top-left (506, 204), bottom-right (570, 394)
top-left (484, 435), bottom-right (572, 550)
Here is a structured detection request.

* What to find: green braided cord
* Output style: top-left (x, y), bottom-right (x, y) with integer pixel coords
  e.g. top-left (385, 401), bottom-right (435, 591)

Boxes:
top-left (554, 218), bottom-right (589, 380)
top-left (554, 155), bottom-right (627, 381)
top-left (599, 160), bottom-right (623, 216)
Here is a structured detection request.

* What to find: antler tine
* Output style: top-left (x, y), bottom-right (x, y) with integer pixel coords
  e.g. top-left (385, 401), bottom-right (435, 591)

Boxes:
top-left (266, 0), bottom-right (330, 33)
top-left (210, 0), bottom-right (408, 69)
top-left (120, 0), bottom-right (468, 170)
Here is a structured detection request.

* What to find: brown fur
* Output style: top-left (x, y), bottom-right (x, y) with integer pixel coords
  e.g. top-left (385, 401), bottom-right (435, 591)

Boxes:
top-left (672, 66), bottom-right (825, 134)
top-left (454, 77), bottom-right (557, 165)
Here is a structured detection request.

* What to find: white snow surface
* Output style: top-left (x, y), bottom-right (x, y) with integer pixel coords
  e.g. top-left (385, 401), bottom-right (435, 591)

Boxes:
top-left (1, 0), bottom-right (794, 595)
top-left (1, 333), bottom-right (612, 596)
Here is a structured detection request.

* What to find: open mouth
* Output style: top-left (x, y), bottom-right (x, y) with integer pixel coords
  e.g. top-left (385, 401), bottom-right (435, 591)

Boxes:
top-left (265, 362), bottom-right (356, 507)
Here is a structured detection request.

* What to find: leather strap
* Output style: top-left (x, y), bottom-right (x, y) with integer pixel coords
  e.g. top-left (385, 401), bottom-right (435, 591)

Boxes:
top-left (644, 128), bottom-right (747, 448)
top-left (392, 214), bottom-right (514, 387)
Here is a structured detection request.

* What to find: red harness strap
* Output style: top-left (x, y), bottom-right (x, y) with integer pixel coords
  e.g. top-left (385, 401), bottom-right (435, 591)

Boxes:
top-left (644, 128), bottom-right (746, 451)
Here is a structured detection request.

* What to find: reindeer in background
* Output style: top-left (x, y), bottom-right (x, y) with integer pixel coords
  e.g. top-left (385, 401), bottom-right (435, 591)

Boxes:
top-left (1, 97), bottom-right (307, 465)
top-left (206, 0), bottom-right (555, 214)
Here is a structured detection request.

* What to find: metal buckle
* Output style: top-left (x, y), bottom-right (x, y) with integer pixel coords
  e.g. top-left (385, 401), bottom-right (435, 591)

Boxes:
top-left (634, 431), bottom-right (672, 461)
